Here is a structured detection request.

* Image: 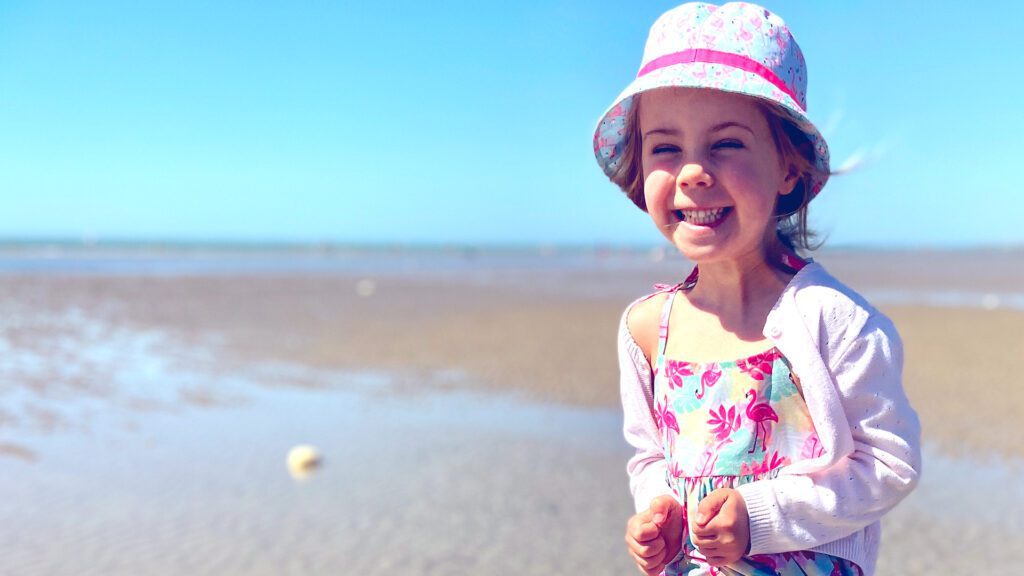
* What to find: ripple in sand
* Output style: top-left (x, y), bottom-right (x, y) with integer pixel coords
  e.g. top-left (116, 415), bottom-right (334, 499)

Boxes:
top-left (0, 441), bottom-right (37, 462)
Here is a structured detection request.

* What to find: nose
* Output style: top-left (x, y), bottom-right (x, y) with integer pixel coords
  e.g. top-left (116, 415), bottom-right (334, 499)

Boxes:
top-left (677, 163), bottom-right (713, 189)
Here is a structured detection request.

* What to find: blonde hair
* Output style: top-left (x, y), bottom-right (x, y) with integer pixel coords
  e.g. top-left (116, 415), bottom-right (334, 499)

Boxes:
top-left (608, 93), bottom-right (828, 253)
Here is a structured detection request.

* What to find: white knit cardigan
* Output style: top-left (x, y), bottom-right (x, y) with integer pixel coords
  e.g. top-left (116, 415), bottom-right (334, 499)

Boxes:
top-left (618, 262), bottom-right (921, 575)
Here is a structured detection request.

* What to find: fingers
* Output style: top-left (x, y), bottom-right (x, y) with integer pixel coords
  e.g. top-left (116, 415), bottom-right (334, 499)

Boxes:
top-left (692, 523), bottom-right (743, 554)
top-left (626, 497), bottom-right (685, 575)
top-left (648, 494), bottom-right (679, 527)
top-left (691, 524), bottom-right (743, 567)
top-left (627, 532), bottom-right (666, 559)
top-left (625, 511), bottom-right (666, 566)
top-left (629, 547), bottom-right (667, 574)
top-left (691, 489), bottom-right (748, 567)
top-left (691, 528), bottom-right (736, 550)
top-left (626, 512), bottom-right (661, 544)
top-left (626, 499), bottom-right (679, 576)
top-left (695, 488), bottom-right (729, 527)
top-left (692, 539), bottom-right (740, 568)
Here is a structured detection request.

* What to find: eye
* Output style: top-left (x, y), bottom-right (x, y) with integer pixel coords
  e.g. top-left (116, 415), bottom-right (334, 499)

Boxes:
top-left (713, 139), bottom-right (744, 150)
top-left (651, 144), bottom-right (680, 155)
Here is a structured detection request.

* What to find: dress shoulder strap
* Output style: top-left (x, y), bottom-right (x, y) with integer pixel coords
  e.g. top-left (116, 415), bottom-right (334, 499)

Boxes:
top-left (653, 285), bottom-right (682, 374)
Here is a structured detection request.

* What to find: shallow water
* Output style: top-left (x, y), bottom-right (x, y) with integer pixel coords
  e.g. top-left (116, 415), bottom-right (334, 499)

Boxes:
top-left (2, 246), bottom-right (1022, 310)
top-left (879, 446), bottom-right (1024, 575)
top-left (4, 363), bottom-right (1022, 575)
top-left (0, 299), bottom-right (636, 574)
top-left (1, 377), bottom-right (635, 575)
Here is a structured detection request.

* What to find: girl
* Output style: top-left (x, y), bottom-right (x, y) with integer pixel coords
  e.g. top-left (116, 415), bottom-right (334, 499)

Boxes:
top-left (593, 3), bottom-right (921, 575)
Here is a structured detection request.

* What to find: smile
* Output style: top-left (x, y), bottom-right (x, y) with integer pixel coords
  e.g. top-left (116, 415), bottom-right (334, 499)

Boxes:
top-left (673, 207), bottom-right (731, 227)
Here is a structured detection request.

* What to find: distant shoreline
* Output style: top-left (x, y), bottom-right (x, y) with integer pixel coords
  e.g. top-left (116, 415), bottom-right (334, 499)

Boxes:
top-left (0, 238), bottom-right (1021, 256)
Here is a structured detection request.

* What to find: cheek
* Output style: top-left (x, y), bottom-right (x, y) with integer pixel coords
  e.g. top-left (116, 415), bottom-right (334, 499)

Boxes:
top-left (728, 164), bottom-right (783, 207)
top-left (727, 162), bottom-right (765, 187)
top-left (643, 171), bottom-right (674, 206)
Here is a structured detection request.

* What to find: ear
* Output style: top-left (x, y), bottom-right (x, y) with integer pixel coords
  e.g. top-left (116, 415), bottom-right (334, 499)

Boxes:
top-left (779, 163), bottom-right (800, 196)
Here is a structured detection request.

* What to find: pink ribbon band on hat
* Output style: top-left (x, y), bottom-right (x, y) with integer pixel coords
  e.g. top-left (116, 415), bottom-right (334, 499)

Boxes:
top-left (636, 49), bottom-right (803, 111)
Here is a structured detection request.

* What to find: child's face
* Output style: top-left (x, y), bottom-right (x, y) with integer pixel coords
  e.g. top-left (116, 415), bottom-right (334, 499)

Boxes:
top-left (639, 88), bottom-right (797, 266)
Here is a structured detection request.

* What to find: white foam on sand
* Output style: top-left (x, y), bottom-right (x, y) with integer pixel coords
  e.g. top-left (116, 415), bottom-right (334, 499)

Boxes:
top-left (865, 289), bottom-right (1024, 311)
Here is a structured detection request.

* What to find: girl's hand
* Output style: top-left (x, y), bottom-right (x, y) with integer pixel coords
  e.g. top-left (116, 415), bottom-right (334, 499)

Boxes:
top-left (690, 488), bottom-right (750, 567)
top-left (625, 495), bottom-right (684, 575)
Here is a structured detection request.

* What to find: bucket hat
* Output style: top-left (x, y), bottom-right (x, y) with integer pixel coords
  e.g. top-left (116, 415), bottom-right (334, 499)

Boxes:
top-left (593, 2), bottom-right (830, 200)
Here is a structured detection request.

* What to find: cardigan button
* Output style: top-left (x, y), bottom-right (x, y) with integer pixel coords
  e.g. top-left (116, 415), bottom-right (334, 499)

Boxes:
top-left (769, 326), bottom-right (782, 338)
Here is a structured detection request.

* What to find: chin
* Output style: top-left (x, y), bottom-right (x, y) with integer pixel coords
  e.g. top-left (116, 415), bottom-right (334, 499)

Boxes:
top-left (673, 242), bottom-right (754, 267)
top-left (671, 244), bottom-right (718, 263)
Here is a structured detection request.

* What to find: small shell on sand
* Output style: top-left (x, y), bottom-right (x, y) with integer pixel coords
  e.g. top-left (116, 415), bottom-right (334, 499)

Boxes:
top-left (287, 445), bottom-right (321, 479)
top-left (355, 279), bottom-right (376, 297)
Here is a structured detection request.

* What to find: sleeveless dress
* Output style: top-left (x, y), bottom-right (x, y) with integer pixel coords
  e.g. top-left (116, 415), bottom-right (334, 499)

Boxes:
top-left (652, 288), bottom-right (863, 576)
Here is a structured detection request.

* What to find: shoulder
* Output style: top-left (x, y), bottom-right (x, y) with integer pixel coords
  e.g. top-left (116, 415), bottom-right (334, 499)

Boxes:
top-left (777, 262), bottom-right (901, 356)
top-left (787, 262), bottom-right (882, 320)
top-left (621, 291), bottom-right (669, 364)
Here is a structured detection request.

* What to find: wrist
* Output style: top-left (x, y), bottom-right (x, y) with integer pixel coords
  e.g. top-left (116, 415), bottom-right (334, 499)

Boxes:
top-left (735, 482), bottom-right (772, 555)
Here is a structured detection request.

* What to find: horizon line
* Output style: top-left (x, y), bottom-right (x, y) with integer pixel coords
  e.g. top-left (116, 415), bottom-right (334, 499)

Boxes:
top-left (0, 236), bottom-right (1021, 253)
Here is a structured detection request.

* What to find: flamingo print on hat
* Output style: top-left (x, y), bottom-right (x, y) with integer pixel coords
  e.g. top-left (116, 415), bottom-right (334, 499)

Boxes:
top-left (594, 2), bottom-right (832, 205)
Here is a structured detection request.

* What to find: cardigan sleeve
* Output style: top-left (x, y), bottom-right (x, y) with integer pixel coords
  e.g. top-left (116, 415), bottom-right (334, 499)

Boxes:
top-left (736, 313), bottom-right (922, 554)
top-left (618, 302), bottom-right (673, 513)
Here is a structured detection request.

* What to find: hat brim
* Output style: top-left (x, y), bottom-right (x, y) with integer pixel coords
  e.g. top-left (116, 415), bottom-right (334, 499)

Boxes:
top-left (594, 62), bottom-right (830, 198)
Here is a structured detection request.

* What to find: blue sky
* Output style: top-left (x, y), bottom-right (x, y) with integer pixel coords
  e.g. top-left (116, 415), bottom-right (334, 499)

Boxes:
top-left (0, 1), bottom-right (1020, 248)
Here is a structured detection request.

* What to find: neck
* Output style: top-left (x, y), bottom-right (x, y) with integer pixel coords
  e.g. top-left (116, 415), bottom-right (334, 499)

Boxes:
top-left (686, 247), bottom-right (794, 329)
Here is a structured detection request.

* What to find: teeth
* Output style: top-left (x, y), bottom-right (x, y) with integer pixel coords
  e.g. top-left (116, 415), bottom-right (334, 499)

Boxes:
top-left (678, 208), bottom-right (726, 225)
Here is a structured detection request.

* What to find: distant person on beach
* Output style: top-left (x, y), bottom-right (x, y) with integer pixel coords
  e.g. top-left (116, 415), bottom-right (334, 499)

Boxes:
top-left (593, 3), bottom-right (921, 575)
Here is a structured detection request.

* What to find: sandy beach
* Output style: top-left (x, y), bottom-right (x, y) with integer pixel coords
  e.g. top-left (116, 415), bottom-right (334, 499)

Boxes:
top-left (1, 247), bottom-right (1022, 574)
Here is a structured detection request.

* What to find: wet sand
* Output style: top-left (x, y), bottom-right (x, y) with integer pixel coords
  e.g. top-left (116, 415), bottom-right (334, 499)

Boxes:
top-left (1, 248), bottom-right (1022, 574)
top-left (5, 250), bottom-right (1013, 458)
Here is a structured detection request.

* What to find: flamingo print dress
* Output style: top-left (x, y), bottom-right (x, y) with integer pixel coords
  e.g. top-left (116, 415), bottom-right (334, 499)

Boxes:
top-left (653, 288), bottom-right (862, 576)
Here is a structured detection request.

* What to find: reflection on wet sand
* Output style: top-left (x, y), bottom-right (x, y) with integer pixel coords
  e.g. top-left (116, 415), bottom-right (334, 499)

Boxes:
top-left (1, 247), bottom-right (1021, 575)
